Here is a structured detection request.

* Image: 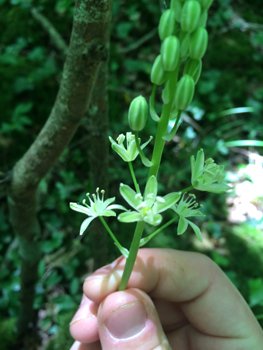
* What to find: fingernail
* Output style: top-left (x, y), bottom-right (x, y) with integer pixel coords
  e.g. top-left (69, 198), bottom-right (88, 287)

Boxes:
top-left (105, 301), bottom-right (146, 339)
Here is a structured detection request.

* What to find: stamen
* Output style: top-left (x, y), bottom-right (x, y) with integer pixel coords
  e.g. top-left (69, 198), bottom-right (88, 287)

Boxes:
top-left (135, 193), bottom-right (143, 201)
top-left (117, 134), bottom-right (125, 144)
top-left (156, 196), bottom-right (165, 203)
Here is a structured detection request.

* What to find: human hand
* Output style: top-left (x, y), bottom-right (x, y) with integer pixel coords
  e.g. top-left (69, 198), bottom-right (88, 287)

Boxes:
top-left (69, 248), bottom-right (263, 349)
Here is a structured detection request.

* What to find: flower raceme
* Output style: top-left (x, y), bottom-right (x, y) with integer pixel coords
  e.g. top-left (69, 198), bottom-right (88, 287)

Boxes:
top-left (191, 149), bottom-right (231, 193)
top-left (118, 175), bottom-right (181, 226)
top-left (70, 188), bottom-right (127, 235)
top-left (109, 132), bottom-right (152, 163)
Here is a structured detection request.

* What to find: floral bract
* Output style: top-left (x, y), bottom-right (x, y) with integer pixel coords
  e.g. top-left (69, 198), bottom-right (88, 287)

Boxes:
top-left (70, 188), bottom-right (127, 235)
top-left (118, 175), bottom-right (181, 226)
top-left (109, 132), bottom-right (152, 162)
top-left (172, 194), bottom-right (204, 241)
top-left (191, 148), bottom-right (231, 193)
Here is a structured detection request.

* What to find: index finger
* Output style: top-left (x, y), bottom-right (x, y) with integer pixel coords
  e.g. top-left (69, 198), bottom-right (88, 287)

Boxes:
top-left (83, 248), bottom-right (262, 341)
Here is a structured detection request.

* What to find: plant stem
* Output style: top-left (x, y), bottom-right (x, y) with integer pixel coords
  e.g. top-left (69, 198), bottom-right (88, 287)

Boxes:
top-left (99, 216), bottom-right (123, 253)
top-left (181, 185), bottom-right (193, 193)
top-left (118, 221), bottom-right (145, 290)
top-left (128, 161), bottom-right (140, 194)
top-left (140, 215), bottom-right (179, 246)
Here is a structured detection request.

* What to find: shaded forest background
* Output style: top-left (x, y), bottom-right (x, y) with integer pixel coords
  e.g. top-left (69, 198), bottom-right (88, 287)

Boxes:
top-left (0, 0), bottom-right (263, 349)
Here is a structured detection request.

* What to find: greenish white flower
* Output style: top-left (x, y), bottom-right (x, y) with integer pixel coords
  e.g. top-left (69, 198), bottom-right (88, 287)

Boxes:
top-left (191, 149), bottom-right (231, 193)
top-left (109, 132), bottom-right (152, 162)
top-left (70, 188), bottom-right (127, 235)
top-left (172, 194), bottom-right (204, 241)
top-left (118, 175), bottom-right (181, 226)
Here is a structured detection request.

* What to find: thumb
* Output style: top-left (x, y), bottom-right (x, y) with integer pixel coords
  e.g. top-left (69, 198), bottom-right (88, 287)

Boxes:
top-left (97, 288), bottom-right (171, 350)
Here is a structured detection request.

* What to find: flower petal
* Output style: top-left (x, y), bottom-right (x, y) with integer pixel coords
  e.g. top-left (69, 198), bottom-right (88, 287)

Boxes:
top-left (100, 210), bottom-right (116, 217)
top-left (107, 204), bottom-right (128, 211)
top-left (118, 211), bottom-right (142, 223)
top-left (120, 184), bottom-right (142, 209)
top-left (70, 202), bottom-right (93, 216)
top-left (111, 142), bottom-right (129, 162)
top-left (144, 175), bottom-right (157, 206)
top-left (188, 221), bottom-right (202, 242)
top-left (141, 136), bottom-right (153, 150)
top-left (144, 213), bottom-right (162, 226)
top-left (103, 197), bottom-right (116, 208)
top-left (198, 183), bottom-right (232, 193)
top-left (80, 217), bottom-right (95, 235)
top-left (157, 192), bottom-right (181, 213)
top-left (177, 216), bottom-right (188, 235)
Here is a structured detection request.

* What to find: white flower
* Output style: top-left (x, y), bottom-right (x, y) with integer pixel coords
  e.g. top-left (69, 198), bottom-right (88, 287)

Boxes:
top-left (172, 194), bottom-right (204, 241)
top-left (70, 188), bottom-right (127, 235)
top-left (118, 175), bottom-right (181, 226)
top-left (109, 132), bottom-right (152, 162)
top-left (191, 149), bottom-right (231, 193)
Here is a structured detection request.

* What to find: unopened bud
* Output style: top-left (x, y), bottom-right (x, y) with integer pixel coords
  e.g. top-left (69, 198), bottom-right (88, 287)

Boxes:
top-left (198, 10), bottom-right (208, 27)
top-left (151, 55), bottom-right (165, 85)
top-left (181, 0), bottom-right (201, 33)
top-left (128, 96), bottom-right (148, 131)
top-left (199, 0), bottom-right (213, 10)
top-left (161, 35), bottom-right (180, 72)
top-left (183, 58), bottom-right (202, 83)
top-left (170, 0), bottom-right (182, 22)
top-left (173, 74), bottom-right (195, 110)
top-left (158, 9), bottom-right (176, 41)
top-left (179, 31), bottom-right (190, 60)
top-left (189, 26), bottom-right (208, 59)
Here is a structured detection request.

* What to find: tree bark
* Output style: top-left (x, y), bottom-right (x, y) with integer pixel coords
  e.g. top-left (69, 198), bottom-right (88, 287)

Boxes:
top-left (7, 0), bottom-right (112, 335)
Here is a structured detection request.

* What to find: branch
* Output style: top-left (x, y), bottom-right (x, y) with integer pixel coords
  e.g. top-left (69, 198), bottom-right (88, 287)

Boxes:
top-left (8, 0), bottom-right (113, 335)
top-left (31, 7), bottom-right (68, 56)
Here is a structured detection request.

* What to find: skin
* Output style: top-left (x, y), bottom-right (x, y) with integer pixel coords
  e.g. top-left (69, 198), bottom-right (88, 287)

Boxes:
top-left (69, 248), bottom-right (263, 350)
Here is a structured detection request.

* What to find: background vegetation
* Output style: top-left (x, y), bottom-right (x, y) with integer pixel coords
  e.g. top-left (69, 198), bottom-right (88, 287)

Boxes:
top-left (0, 0), bottom-right (263, 349)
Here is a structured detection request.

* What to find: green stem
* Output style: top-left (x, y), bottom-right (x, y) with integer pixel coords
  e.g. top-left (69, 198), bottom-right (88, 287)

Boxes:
top-left (181, 185), bottom-right (193, 193)
top-left (141, 215), bottom-right (179, 245)
top-left (99, 216), bottom-right (123, 253)
top-left (128, 161), bottom-right (140, 194)
top-left (118, 221), bottom-right (145, 291)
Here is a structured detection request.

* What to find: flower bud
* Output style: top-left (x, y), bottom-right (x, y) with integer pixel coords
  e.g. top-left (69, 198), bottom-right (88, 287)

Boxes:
top-left (151, 55), bottom-right (165, 85)
top-left (170, 0), bottom-right (182, 22)
top-left (189, 27), bottom-right (208, 59)
top-left (198, 0), bottom-right (213, 10)
top-left (161, 35), bottom-right (180, 72)
top-left (128, 96), bottom-right (148, 131)
top-left (173, 74), bottom-right (195, 110)
top-left (179, 31), bottom-right (190, 60)
top-left (198, 10), bottom-right (208, 27)
top-left (158, 9), bottom-right (176, 41)
top-left (183, 58), bottom-right (202, 83)
top-left (181, 0), bottom-right (201, 33)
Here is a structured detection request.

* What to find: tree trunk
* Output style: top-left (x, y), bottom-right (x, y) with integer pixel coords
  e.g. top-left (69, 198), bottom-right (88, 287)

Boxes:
top-left (7, 0), bottom-right (112, 335)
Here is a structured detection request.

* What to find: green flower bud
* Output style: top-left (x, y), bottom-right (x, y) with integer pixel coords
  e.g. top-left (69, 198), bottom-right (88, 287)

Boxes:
top-left (173, 74), bottom-right (195, 110)
top-left (189, 26), bottom-right (208, 59)
top-left (198, 10), bottom-right (208, 27)
top-left (198, 0), bottom-right (213, 10)
top-left (158, 9), bottom-right (176, 41)
top-left (170, 0), bottom-right (182, 22)
top-left (128, 96), bottom-right (148, 131)
top-left (161, 35), bottom-right (180, 72)
top-left (151, 55), bottom-right (165, 85)
top-left (181, 0), bottom-right (201, 33)
top-left (179, 31), bottom-right (190, 60)
top-left (183, 58), bottom-right (202, 83)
